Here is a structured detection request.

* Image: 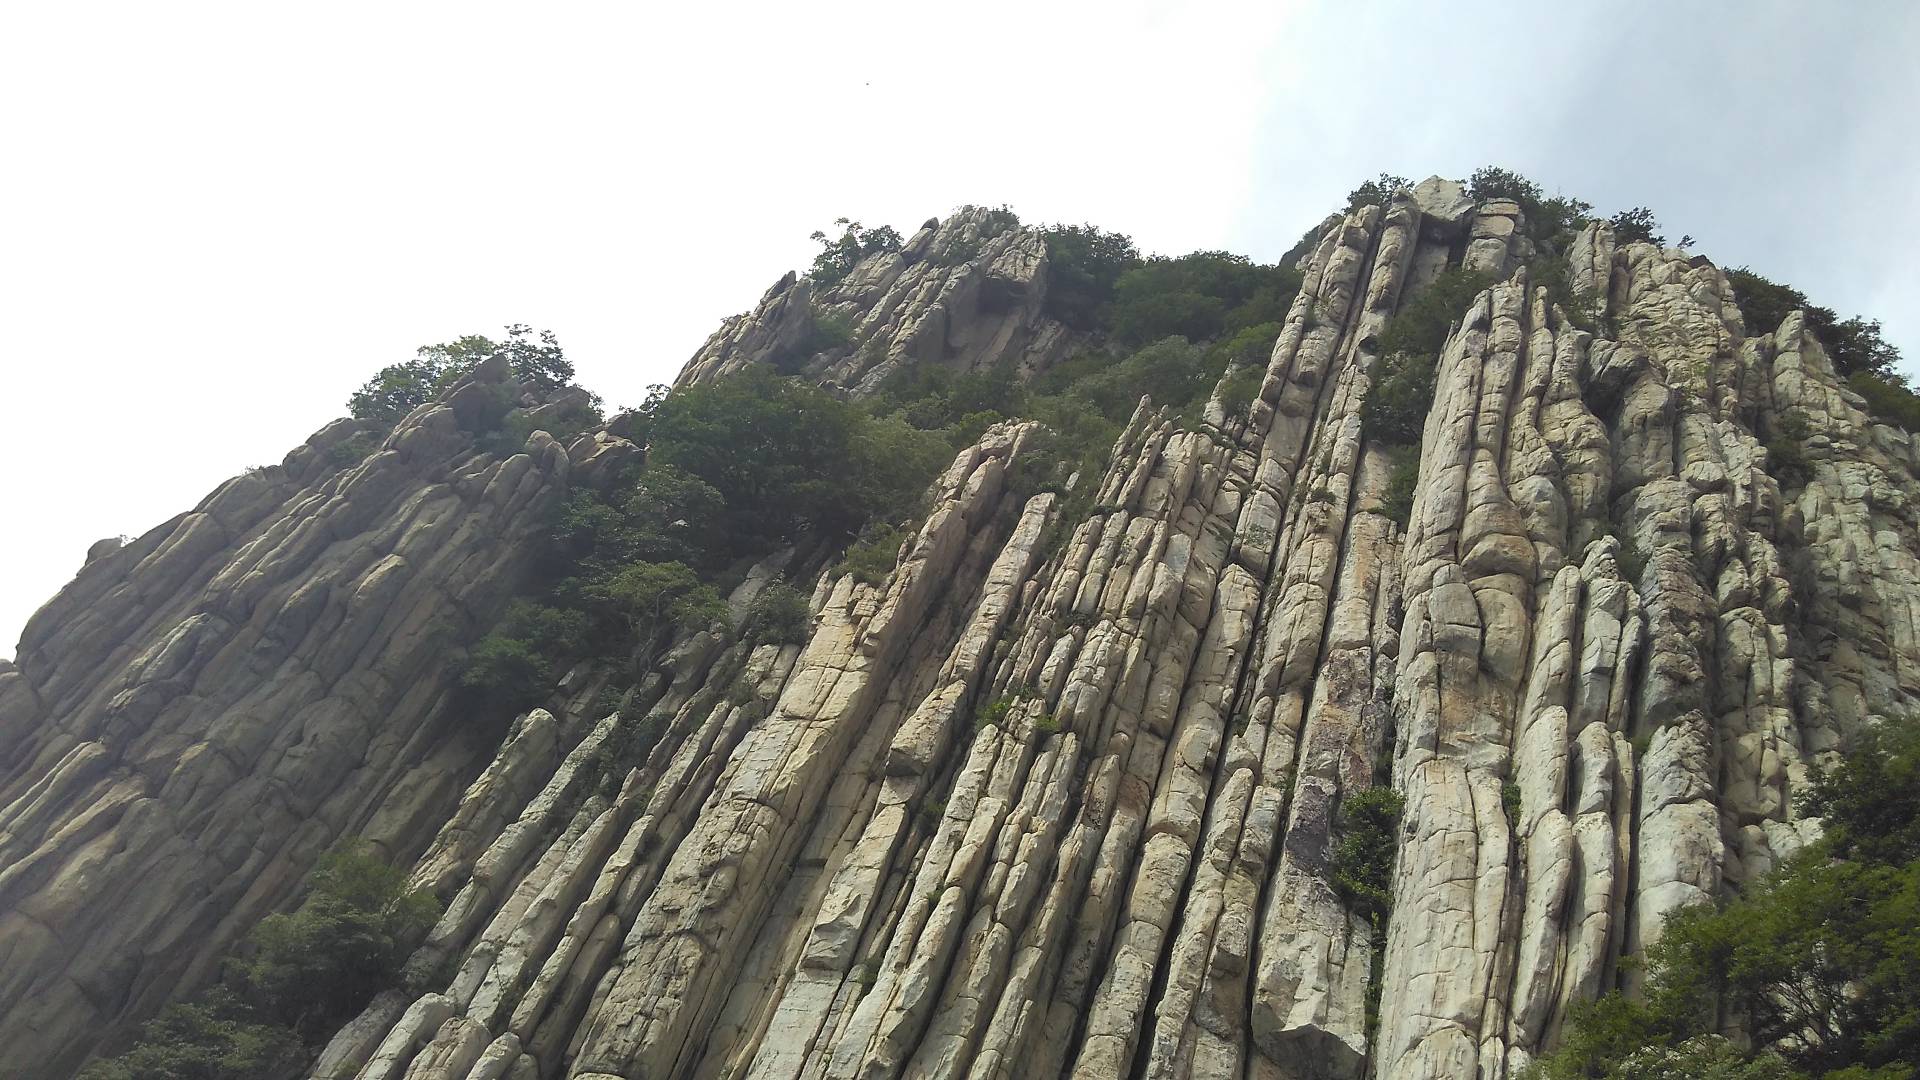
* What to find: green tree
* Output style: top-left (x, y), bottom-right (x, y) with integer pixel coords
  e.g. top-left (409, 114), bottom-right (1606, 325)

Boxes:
top-left (1363, 268), bottom-right (1498, 445)
top-left (347, 324), bottom-right (580, 423)
top-left (1346, 172), bottom-right (1411, 210)
top-left (78, 994), bottom-right (302, 1080)
top-left (233, 845), bottom-right (441, 1039)
top-left (1537, 724), bottom-right (1920, 1079)
top-left (1608, 207), bottom-right (1665, 246)
top-left (808, 219), bottom-right (904, 286)
top-left (1726, 267), bottom-right (1904, 380)
top-left (82, 846), bottom-right (436, 1078)
top-left (1040, 224), bottom-right (1143, 330)
top-left (1329, 786), bottom-right (1405, 930)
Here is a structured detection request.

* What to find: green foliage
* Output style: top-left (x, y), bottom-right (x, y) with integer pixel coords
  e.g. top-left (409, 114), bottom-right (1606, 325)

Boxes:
top-left (232, 844), bottom-right (440, 1039)
top-left (1502, 781), bottom-right (1523, 829)
top-left (1538, 724), bottom-right (1920, 1079)
top-left (1380, 447), bottom-right (1420, 527)
top-left (1608, 207), bottom-right (1665, 246)
top-left (838, 521), bottom-right (908, 586)
top-left (1109, 252), bottom-right (1302, 346)
top-left (807, 219), bottom-right (904, 286)
top-left (976, 692), bottom-right (1031, 730)
top-left (78, 993), bottom-right (302, 1080)
top-left (1040, 224), bottom-right (1142, 330)
top-left (589, 560), bottom-right (727, 639)
top-left (1850, 372), bottom-right (1920, 432)
top-left (462, 628), bottom-right (559, 712)
top-left (1346, 172), bottom-right (1410, 210)
top-left (1616, 536), bottom-right (1647, 586)
top-left (1363, 268), bottom-right (1498, 445)
top-left (1033, 713), bottom-right (1062, 736)
top-left (326, 431), bottom-right (381, 468)
top-left (1802, 724), bottom-right (1920, 866)
top-left (1375, 267), bottom-right (1499, 360)
top-left (649, 368), bottom-right (950, 551)
top-left (742, 580), bottom-right (812, 646)
top-left (86, 843), bottom-right (439, 1078)
top-left (348, 324), bottom-right (581, 424)
top-left (1330, 786), bottom-right (1405, 931)
top-left (1468, 166), bottom-right (1543, 204)
top-left (1726, 267), bottom-right (1904, 380)
top-left (1765, 415), bottom-right (1814, 489)
top-left (1217, 362), bottom-right (1265, 416)
top-left (1465, 166), bottom-right (1595, 253)
top-left (584, 707), bottom-right (667, 797)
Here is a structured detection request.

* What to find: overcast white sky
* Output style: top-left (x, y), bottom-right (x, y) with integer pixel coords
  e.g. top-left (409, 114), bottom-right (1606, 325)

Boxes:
top-left (3, 1), bottom-right (1916, 658)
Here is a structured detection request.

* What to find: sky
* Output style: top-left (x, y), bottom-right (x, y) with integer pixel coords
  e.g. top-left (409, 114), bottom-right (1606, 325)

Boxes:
top-left (3, 0), bottom-right (1916, 658)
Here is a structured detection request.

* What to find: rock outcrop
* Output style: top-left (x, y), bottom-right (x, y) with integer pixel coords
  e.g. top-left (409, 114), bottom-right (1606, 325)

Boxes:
top-left (6, 181), bottom-right (1918, 1080)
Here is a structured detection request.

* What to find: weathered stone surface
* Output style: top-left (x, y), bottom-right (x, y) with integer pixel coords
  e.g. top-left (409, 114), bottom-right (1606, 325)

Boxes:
top-left (8, 180), bottom-right (1913, 1080)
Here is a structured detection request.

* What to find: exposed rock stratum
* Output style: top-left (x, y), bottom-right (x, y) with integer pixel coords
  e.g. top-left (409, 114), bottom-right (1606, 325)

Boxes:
top-left (3, 187), bottom-right (1916, 1079)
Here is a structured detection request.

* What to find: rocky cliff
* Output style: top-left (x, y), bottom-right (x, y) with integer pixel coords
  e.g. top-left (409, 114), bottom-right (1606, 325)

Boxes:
top-left (4, 186), bottom-right (1916, 1080)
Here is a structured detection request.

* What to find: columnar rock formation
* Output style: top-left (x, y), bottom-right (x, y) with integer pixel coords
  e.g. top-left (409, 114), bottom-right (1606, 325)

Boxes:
top-left (5, 187), bottom-right (1917, 1080)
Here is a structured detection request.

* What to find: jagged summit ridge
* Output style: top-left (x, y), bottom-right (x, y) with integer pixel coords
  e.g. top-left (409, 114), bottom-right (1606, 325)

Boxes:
top-left (1, 178), bottom-right (1915, 1080)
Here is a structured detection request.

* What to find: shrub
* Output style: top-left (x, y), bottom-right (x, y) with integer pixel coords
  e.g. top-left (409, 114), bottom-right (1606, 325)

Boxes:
top-left (1033, 713), bottom-right (1062, 736)
top-left (78, 994), bottom-right (302, 1080)
top-left (588, 560), bottom-right (727, 639)
top-left (1725, 268), bottom-right (1903, 379)
top-left (807, 219), bottom-right (903, 286)
top-left (1463, 166), bottom-right (1599, 252)
top-left (1764, 416), bottom-right (1813, 489)
top-left (1380, 448), bottom-right (1419, 527)
top-left (976, 694), bottom-right (1023, 730)
top-left (1502, 781), bottom-right (1522, 829)
top-left (462, 631), bottom-right (557, 713)
top-left (1216, 363), bottom-right (1265, 415)
top-left (348, 324), bottom-right (582, 424)
top-left (1108, 252), bottom-right (1301, 346)
top-left (742, 580), bottom-right (812, 645)
top-left (839, 522), bottom-right (907, 586)
top-left (1329, 786), bottom-right (1405, 931)
top-left (1040, 224), bottom-right (1143, 330)
top-left (1467, 166), bottom-right (1543, 205)
top-left (1850, 372), bottom-right (1920, 433)
top-left (1346, 172), bottom-right (1410, 210)
top-left (1363, 268), bottom-right (1498, 446)
top-left (1608, 207), bottom-right (1665, 246)
top-left (326, 431), bottom-right (381, 468)
top-left (228, 844), bottom-right (439, 1039)
top-left (1537, 725), bottom-right (1920, 1078)
top-left (584, 708), bottom-right (667, 796)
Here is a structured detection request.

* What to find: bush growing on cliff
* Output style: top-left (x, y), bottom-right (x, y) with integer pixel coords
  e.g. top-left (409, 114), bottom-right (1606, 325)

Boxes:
top-left (1460, 166), bottom-right (1598, 252)
top-left (1329, 785), bottom-right (1405, 930)
top-left (807, 219), bottom-right (903, 286)
top-left (1109, 252), bottom-right (1302, 346)
top-left (1040, 224), bottom-right (1142, 330)
top-left (78, 993), bottom-right (303, 1080)
top-left (81, 845), bottom-right (437, 1079)
top-left (1534, 725), bottom-right (1920, 1079)
top-left (1362, 268), bottom-right (1498, 445)
top-left (1346, 172), bottom-right (1410, 209)
top-left (235, 845), bottom-right (441, 1039)
top-left (741, 580), bottom-right (812, 645)
top-left (1606, 207), bottom-right (1665, 246)
top-left (1379, 447), bottom-right (1419, 527)
top-left (1725, 267), bottom-right (1904, 381)
top-left (347, 324), bottom-right (581, 424)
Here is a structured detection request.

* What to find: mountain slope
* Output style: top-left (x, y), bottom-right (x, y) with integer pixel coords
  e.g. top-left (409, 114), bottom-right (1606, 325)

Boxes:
top-left (4, 182), bottom-right (1916, 1080)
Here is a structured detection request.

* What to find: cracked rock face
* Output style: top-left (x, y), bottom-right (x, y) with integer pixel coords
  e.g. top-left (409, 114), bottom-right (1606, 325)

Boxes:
top-left (6, 186), bottom-right (1918, 1080)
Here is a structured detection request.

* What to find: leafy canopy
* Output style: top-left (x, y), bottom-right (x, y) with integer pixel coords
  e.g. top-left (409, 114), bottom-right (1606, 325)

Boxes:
top-left (81, 844), bottom-right (437, 1079)
top-left (1534, 724), bottom-right (1920, 1079)
top-left (808, 218), bottom-right (904, 286)
top-left (347, 324), bottom-right (580, 424)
